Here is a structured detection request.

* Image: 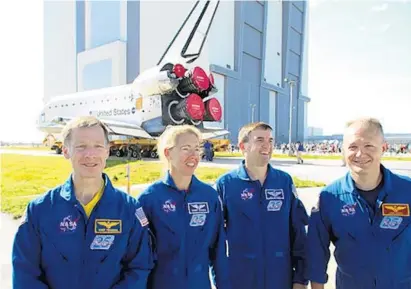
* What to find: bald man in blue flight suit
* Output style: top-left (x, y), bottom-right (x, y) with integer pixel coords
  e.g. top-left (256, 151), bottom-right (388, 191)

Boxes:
top-left (307, 117), bottom-right (411, 289)
top-left (215, 122), bottom-right (309, 289)
top-left (12, 116), bottom-right (155, 289)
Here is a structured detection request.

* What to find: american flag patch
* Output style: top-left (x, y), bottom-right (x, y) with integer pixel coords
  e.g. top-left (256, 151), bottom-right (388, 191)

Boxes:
top-left (135, 207), bottom-right (149, 227)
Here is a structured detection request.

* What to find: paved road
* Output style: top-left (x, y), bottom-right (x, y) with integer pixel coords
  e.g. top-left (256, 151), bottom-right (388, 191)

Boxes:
top-left (199, 156), bottom-right (411, 184)
top-left (0, 149), bottom-right (59, 157)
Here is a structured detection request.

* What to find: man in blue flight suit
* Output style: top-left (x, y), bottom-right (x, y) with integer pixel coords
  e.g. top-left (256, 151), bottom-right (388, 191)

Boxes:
top-left (215, 122), bottom-right (309, 289)
top-left (12, 116), bottom-right (155, 289)
top-left (204, 140), bottom-right (213, 161)
top-left (307, 117), bottom-right (411, 289)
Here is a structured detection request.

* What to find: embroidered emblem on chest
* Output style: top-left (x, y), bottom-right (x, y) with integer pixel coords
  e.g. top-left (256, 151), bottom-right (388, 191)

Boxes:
top-left (341, 203), bottom-right (357, 216)
top-left (241, 188), bottom-right (254, 200)
top-left (380, 216), bottom-right (403, 230)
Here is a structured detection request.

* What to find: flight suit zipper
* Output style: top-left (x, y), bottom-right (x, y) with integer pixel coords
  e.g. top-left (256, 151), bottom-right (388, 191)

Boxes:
top-left (183, 191), bottom-right (189, 285)
top-left (257, 182), bottom-right (266, 289)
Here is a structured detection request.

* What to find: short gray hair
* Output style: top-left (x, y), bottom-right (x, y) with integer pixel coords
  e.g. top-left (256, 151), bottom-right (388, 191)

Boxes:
top-left (344, 117), bottom-right (384, 137)
top-left (61, 116), bottom-right (110, 146)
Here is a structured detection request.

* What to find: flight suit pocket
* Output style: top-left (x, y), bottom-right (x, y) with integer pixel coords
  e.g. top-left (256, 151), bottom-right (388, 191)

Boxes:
top-left (39, 225), bottom-right (77, 267)
top-left (229, 254), bottom-right (257, 289)
top-left (336, 269), bottom-right (365, 289)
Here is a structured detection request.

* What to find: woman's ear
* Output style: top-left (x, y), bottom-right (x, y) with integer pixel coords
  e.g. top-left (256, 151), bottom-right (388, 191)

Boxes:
top-left (164, 148), bottom-right (171, 160)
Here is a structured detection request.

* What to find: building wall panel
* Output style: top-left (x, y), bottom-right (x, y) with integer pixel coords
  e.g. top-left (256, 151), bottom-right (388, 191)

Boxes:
top-left (244, 1), bottom-right (264, 32)
top-left (126, 0), bottom-right (140, 83)
top-left (77, 41), bottom-right (126, 92)
top-left (264, 0), bottom-right (282, 87)
top-left (44, 0), bottom-right (77, 103)
top-left (243, 25), bottom-right (263, 59)
top-left (82, 59), bottom-right (112, 90)
top-left (85, 0), bottom-right (126, 50)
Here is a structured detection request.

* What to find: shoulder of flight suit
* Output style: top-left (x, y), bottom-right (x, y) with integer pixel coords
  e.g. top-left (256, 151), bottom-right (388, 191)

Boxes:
top-left (22, 184), bottom-right (65, 227)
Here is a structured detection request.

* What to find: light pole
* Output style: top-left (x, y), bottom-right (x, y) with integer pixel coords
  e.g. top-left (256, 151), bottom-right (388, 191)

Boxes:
top-left (250, 104), bottom-right (256, 123)
top-left (284, 78), bottom-right (296, 156)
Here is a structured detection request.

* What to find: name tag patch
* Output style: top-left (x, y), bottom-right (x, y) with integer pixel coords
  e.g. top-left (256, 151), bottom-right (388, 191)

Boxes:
top-left (267, 200), bottom-right (282, 211)
top-left (382, 203), bottom-right (410, 217)
top-left (94, 219), bottom-right (122, 234)
top-left (189, 213), bottom-right (207, 227)
top-left (188, 202), bottom-right (209, 214)
top-left (265, 189), bottom-right (284, 200)
top-left (380, 216), bottom-right (403, 230)
top-left (90, 235), bottom-right (115, 250)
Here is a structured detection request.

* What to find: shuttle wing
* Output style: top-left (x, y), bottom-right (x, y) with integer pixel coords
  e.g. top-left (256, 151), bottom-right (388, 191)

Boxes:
top-left (40, 116), bottom-right (154, 139)
top-left (199, 128), bottom-right (230, 140)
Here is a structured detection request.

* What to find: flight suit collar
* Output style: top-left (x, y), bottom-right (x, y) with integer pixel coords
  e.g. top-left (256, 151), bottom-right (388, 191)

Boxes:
top-left (162, 170), bottom-right (201, 194)
top-left (237, 159), bottom-right (273, 182)
top-left (60, 173), bottom-right (113, 204)
top-left (341, 164), bottom-right (393, 197)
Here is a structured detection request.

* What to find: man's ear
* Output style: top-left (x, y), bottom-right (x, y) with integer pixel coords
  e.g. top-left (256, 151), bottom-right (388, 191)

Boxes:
top-left (239, 142), bottom-right (246, 152)
top-left (62, 145), bottom-right (71, 159)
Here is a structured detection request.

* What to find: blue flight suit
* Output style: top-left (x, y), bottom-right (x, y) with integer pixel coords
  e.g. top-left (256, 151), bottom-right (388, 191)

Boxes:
top-left (215, 160), bottom-right (309, 289)
top-left (307, 166), bottom-right (411, 289)
top-left (12, 174), bottom-right (155, 289)
top-left (204, 141), bottom-right (212, 161)
top-left (138, 171), bottom-right (230, 289)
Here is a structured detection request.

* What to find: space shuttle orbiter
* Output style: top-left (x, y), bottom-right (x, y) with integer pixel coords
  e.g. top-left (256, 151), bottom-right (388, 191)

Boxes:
top-left (37, 0), bottom-right (229, 141)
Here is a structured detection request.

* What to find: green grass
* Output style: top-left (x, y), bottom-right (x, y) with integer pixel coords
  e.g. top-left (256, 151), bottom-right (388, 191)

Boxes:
top-left (215, 151), bottom-right (411, 161)
top-left (1, 154), bottom-right (325, 219)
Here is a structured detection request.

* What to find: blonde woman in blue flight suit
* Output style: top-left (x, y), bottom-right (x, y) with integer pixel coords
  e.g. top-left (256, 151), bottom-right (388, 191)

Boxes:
top-left (137, 125), bottom-right (230, 289)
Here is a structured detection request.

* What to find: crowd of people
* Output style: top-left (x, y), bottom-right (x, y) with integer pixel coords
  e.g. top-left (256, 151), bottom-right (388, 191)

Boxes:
top-left (229, 140), bottom-right (411, 157)
top-left (11, 116), bottom-right (411, 289)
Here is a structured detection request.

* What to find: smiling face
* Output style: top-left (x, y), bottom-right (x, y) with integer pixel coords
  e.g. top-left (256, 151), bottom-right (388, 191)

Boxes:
top-left (62, 125), bottom-right (109, 180)
top-left (240, 128), bottom-right (274, 167)
top-left (343, 122), bottom-right (384, 175)
top-left (164, 132), bottom-right (201, 177)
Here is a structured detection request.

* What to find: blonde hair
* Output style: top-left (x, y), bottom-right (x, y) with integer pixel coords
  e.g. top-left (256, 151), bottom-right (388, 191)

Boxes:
top-left (157, 125), bottom-right (202, 164)
top-left (344, 117), bottom-right (384, 137)
top-left (61, 116), bottom-right (110, 146)
top-left (238, 122), bottom-right (273, 144)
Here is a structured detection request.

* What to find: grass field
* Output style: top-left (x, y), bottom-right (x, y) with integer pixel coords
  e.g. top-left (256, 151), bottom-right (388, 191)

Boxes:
top-left (1, 154), bottom-right (325, 219)
top-left (215, 151), bottom-right (411, 161)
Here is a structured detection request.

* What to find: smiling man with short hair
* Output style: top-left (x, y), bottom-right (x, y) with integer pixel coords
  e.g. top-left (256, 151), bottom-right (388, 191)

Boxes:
top-left (215, 121), bottom-right (309, 289)
top-left (307, 117), bottom-right (411, 289)
top-left (12, 116), bottom-right (155, 289)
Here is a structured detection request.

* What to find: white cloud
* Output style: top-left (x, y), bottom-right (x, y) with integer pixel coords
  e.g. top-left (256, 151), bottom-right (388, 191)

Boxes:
top-left (371, 3), bottom-right (388, 12)
top-left (358, 25), bottom-right (367, 32)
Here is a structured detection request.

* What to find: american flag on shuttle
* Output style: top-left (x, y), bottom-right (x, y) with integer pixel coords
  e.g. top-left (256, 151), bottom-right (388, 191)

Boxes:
top-left (135, 207), bottom-right (149, 227)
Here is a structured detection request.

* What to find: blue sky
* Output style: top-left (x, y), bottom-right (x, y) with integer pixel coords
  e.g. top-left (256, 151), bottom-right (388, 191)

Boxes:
top-left (0, 0), bottom-right (410, 143)
top-left (307, 0), bottom-right (411, 134)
